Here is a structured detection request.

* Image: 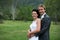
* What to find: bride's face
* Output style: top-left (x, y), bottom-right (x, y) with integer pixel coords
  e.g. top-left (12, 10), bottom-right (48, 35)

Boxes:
top-left (32, 11), bottom-right (38, 19)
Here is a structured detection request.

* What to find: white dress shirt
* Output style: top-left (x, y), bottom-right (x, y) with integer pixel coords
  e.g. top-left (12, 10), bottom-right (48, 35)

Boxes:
top-left (41, 13), bottom-right (46, 20)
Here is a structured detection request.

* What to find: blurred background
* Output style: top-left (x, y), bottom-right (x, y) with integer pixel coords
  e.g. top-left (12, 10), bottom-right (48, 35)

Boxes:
top-left (0, 0), bottom-right (60, 40)
top-left (0, 0), bottom-right (60, 22)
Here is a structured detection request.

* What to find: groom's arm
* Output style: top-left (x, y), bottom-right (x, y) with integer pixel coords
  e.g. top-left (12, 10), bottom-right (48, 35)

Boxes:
top-left (35, 17), bottom-right (51, 36)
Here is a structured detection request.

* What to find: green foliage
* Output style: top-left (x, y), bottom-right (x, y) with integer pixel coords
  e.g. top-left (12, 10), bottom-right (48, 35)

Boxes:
top-left (0, 0), bottom-right (43, 21)
top-left (15, 6), bottom-right (33, 21)
top-left (44, 0), bottom-right (60, 22)
top-left (0, 0), bottom-right (60, 21)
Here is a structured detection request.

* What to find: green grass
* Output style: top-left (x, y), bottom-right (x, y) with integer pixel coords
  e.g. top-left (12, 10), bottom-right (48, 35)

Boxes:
top-left (50, 22), bottom-right (60, 40)
top-left (0, 20), bottom-right (60, 40)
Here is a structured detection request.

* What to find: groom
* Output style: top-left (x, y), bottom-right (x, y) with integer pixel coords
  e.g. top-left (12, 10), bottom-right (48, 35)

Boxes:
top-left (35, 4), bottom-right (51, 40)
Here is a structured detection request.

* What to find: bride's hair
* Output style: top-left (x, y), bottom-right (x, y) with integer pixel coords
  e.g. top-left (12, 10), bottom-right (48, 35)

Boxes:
top-left (32, 9), bottom-right (40, 18)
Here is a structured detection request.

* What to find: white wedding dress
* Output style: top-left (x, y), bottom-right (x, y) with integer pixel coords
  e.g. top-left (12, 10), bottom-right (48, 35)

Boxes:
top-left (29, 20), bottom-right (38, 40)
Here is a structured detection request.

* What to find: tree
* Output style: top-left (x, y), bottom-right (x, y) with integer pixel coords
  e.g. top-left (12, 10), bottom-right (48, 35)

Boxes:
top-left (44, 0), bottom-right (60, 22)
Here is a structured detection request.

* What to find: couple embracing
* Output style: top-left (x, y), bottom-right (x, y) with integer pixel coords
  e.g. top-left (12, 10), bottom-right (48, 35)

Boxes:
top-left (27, 4), bottom-right (51, 40)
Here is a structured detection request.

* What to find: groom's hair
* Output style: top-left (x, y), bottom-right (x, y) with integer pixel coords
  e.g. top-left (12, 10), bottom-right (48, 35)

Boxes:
top-left (38, 4), bottom-right (46, 10)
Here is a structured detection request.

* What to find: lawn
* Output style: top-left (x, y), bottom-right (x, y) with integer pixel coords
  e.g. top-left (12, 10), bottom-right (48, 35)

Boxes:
top-left (0, 20), bottom-right (60, 40)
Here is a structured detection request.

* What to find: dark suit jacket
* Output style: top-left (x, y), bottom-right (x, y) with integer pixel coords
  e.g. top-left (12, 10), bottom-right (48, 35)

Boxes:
top-left (35, 14), bottom-right (51, 40)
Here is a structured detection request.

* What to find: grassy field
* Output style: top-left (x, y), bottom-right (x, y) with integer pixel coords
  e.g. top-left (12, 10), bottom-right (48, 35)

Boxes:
top-left (0, 20), bottom-right (60, 40)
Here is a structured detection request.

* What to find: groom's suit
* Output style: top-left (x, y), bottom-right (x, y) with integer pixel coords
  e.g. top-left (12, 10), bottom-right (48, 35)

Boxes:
top-left (35, 13), bottom-right (51, 40)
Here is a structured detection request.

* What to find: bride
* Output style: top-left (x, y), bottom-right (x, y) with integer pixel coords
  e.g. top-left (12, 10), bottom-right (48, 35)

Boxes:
top-left (27, 9), bottom-right (41, 40)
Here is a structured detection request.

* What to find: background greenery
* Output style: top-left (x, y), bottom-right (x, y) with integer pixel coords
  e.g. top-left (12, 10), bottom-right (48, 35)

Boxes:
top-left (0, 0), bottom-right (60, 22)
top-left (0, 0), bottom-right (60, 40)
top-left (0, 21), bottom-right (60, 40)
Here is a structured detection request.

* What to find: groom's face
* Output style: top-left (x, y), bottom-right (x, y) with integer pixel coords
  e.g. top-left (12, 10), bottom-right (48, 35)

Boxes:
top-left (38, 7), bottom-right (45, 15)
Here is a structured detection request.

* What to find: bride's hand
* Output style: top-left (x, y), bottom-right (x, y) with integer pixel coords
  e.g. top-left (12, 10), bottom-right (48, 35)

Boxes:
top-left (27, 30), bottom-right (31, 38)
top-left (27, 30), bottom-right (35, 38)
top-left (31, 34), bottom-right (34, 37)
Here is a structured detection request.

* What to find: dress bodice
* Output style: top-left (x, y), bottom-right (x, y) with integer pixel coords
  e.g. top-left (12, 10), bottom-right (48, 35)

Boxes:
top-left (30, 21), bottom-right (37, 32)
